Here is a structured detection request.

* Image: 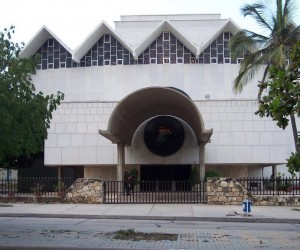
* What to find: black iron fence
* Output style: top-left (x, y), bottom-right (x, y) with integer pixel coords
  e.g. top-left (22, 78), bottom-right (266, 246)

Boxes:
top-left (3, 176), bottom-right (298, 200)
top-left (103, 180), bottom-right (207, 204)
top-left (0, 177), bottom-right (74, 196)
top-left (237, 177), bottom-right (300, 196)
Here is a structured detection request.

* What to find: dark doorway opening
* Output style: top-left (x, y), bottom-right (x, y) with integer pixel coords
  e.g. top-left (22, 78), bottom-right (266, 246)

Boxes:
top-left (140, 165), bottom-right (191, 191)
top-left (141, 165), bottom-right (191, 181)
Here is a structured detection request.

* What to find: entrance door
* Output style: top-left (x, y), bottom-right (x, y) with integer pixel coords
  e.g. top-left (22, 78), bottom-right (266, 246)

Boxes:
top-left (141, 165), bottom-right (191, 181)
top-left (140, 165), bottom-right (191, 191)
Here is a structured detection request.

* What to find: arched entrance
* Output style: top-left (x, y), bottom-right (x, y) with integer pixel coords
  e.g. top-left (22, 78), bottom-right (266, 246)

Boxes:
top-left (99, 87), bottom-right (213, 183)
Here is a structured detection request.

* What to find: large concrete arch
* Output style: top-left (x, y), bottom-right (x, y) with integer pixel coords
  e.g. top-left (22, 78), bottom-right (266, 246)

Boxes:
top-left (99, 87), bottom-right (213, 146)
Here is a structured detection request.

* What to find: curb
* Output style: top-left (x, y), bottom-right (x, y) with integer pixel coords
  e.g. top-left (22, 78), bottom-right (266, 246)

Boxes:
top-left (1, 213), bottom-right (299, 224)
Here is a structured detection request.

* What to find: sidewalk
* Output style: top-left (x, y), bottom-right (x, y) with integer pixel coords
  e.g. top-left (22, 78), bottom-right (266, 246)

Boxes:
top-left (1, 203), bottom-right (300, 223)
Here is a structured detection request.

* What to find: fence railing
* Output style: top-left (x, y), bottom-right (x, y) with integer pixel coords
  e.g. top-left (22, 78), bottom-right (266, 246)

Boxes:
top-left (0, 177), bottom-right (74, 196)
top-left (103, 180), bottom-right (207, 204)
top-left (237, 177), bottom-right (300, 196)
top-left (3, 177), bottom-right (298, 199)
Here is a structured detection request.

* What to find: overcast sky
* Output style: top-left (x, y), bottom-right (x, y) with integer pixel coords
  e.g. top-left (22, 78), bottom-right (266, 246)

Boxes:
top-left (1, 0), bottom-right (299, 50)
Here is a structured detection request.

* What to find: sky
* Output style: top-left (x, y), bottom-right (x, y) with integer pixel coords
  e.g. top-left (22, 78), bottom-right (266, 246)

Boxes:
top-left (1, 0), bottom-right (299, 50)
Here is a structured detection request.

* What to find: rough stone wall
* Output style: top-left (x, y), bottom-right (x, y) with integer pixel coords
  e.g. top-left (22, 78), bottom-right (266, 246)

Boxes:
top-left (65, 178), bottom-right (104, 204)
top-left (207, 177), bottom-right (300, 206)
top-left (253, 196), bottom-right (300, 206)
top-left (207, 177), bottom-right (250, 205)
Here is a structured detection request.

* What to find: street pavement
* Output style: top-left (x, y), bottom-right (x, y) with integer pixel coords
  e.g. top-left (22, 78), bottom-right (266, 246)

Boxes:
top-left (0, 203), bottom-right (300, 223)
top-left (0, 203), bottom-right (300, 249)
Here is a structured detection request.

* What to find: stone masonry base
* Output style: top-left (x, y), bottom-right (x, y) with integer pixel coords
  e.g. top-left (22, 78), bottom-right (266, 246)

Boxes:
top-left (207, 177), bottom-right (300, 206)
top-left (64, 178), bottom-right (104, 203)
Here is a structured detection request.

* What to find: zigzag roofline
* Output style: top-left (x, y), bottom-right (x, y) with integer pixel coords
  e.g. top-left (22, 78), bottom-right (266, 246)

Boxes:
top-left (19, 25), bottom-right (72, 58)
top-left (20, 17), bottom-right (241, 61)
top-left (199, 18), bottom-right (240, 54)
top-left (134, 20), bottom-right (198, 59)
top-left (73, 21), bottom-right (134, 63)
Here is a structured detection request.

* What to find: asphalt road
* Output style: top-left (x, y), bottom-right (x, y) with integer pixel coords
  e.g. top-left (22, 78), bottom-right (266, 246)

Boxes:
top-left (0, 217), bottom-right (299, 249)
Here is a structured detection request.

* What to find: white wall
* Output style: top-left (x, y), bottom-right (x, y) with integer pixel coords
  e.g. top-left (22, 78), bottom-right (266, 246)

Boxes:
top-left (84, 165), bottom-right (116, 180)
top-left (263, 165), bottom-right (299, 178)
top-left (198, 100), bottom-right (292, 165)
top-left (206, 165), bottom-right (248, 178)
top-left (0, 168), bottom-right (18, 179)
top-left (33, 55), bottom-right (291, 167)
top-left (32, 64), bottom-right (262, 103)
top-left (45, 102), bottom-right (117, 165)
top-left (44, 99), bottom-right (292, 166)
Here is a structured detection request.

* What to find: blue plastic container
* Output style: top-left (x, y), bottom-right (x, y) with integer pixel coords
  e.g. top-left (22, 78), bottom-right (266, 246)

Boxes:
top-left (243, 199), bottom-right (252, 213)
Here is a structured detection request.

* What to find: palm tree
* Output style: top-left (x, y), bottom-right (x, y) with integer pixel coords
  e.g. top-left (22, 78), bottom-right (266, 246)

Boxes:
top-left (229, 0), bottom-right (300, 96)
top-left (229, 0), bottom-right (300, 153)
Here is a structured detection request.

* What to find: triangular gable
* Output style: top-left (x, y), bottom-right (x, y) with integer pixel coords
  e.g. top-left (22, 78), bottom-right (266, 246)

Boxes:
top-left (19, 25), bottom-right (72, 58)
top-left (134, 20), bottom-right (198, 59)
top-left (73, 21), bottom-right (134, 63)
top-left (199, 19), bottom-right (240, 55)
top-left (197, 19), bottom-right (247, 64)
top-left (136, 32), bottom-right (198, 64)
top-left (35, 38), bottom-right (76, 70)
top-left (78, 34), bottom-right (136, 66)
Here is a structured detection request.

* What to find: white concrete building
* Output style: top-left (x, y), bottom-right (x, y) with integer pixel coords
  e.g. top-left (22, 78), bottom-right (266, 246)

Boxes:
top-left (20, 14), bottom-right (294, 182)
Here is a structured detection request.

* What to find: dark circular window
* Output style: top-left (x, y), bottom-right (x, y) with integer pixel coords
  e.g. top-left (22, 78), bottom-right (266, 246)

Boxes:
top-left (144, 116), bottom-right (185, 157)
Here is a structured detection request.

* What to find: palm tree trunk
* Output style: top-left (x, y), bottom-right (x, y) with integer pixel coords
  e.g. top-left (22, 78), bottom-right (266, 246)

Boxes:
top-left (290, 112), bottom-right (299, 153)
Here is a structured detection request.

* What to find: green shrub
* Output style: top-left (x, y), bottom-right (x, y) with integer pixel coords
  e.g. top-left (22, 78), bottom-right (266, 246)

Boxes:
top-left (205, 170), bottom-right (220, 181)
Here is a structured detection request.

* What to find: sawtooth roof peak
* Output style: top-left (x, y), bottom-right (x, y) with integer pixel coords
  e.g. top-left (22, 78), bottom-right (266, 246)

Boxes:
top-left (20, 14), bottom-right (241, 62)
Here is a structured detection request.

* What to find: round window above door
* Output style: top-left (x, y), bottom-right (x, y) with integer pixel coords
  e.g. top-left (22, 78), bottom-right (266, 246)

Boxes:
top-left (144, 116), bottom-right (185, 157)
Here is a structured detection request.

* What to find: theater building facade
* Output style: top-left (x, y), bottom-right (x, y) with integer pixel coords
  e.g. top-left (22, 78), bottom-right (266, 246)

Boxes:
top-left (21, 14), bottom-right (294, 182)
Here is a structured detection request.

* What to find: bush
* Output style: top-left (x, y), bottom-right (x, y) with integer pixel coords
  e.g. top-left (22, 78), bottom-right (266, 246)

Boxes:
top-left (205, 170), bottom-right (220, 181)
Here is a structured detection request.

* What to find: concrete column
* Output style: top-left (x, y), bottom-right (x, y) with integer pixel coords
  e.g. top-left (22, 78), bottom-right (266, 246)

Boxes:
top-left (117, 143), bottom-right (125, 182)
top-left (272, 165), bottom-right (277, 177)
top-left (117, 143), bottom-right (125, 194)
top-left (58, 167), bottom-right (62, 192)
top-left (199, 143), bottom-right (205, 181)
top-left (272, 165), bottom-right (277, 190)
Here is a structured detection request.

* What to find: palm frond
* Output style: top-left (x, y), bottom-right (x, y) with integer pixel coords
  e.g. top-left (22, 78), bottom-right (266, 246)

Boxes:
top-left (283, 0), bottom-right (298, 24)
top-left (241, 3), bottom-right (272, 31)
top-left (233, 51), bottom-right (269, 93)
top-left (243, 29), bottom-right (269, 41)
top-left (285, 24), bottom-right (300, 45)
top-left (233, 63), bottom-right (264, 93)
top-left (229, 30), bottom-right (255, 57)
top-left (229, 29), bottom-right (269, 58)
top-left (243, 30), bottom-right (270, 49)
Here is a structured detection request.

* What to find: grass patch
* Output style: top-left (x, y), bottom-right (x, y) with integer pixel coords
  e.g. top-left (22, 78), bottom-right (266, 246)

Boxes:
top-left (291, 208), bottom-right (300, 211)
top-left (0, 204), bottom-right (13, 207)
top-left (113, 229), bottom-right (177, 241)
top-left (49, 229), bottom-right (73, 233)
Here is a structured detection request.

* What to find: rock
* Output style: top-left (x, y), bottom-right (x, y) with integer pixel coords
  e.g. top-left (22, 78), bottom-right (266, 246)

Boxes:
top-left (64, 178), bottom-right (104, 204)
top-left (220, 181), bottom-right (228, 187)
